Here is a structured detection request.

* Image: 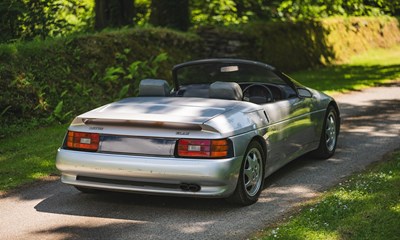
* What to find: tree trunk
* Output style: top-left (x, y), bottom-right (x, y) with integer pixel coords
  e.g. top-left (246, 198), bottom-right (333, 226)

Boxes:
top-left (149, 0), bottom-right (189, 31)
top-left (95, 0), bottom-right (134, 30)
top-left (235, 0), bottom-right (245, 17)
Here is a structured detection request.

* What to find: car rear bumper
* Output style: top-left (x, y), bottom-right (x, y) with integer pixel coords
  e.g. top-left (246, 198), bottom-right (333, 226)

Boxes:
top-left (56, 149), bottom-right (242, 198)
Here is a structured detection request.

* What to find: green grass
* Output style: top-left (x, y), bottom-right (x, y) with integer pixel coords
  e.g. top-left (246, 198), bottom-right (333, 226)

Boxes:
top-left (254, 151), bottom-right (400, 240)
top-left (348, 46), bottom-right (400, 66)
top-left (0, 124), bottom-right (67, 192)
top-left (290, 46), bottom-right (400, 95)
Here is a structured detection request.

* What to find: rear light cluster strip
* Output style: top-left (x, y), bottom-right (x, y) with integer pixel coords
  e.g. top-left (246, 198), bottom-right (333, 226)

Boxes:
top-left (65, 131), bottom-right (230, 158)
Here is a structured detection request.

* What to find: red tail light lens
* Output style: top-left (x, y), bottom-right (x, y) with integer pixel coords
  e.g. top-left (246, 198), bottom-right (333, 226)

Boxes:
top-left (177, 139), bottom-right (229, 158)
top-left (66, 131), bottom-right (100, 151)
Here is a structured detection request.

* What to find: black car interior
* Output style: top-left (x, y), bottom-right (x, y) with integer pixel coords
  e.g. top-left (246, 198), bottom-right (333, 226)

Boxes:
top-left (138, 79), bottom-right (298, 104)
top-left (173, 82), bottom-right (297, 104)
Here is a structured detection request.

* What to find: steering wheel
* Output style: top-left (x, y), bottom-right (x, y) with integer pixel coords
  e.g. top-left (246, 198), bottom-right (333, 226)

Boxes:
top-left (242, 84), bottom-right (274, 104)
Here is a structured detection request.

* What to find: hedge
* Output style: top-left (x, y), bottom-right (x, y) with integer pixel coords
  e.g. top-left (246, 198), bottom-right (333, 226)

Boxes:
top-left (1, 17), bottom-right (399, 136)
top-left (197, 16), bottom-right (400, 70)
top-left (0, 28), bottom-right (202, 131)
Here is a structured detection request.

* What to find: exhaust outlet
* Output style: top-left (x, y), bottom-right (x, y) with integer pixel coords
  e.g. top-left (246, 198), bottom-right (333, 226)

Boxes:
top-left (180, 183), bottom-right (189, 191)
top-left (180, 183), bottom-right (201, 192)
top-left (188, 184), bottom-right (201, 192)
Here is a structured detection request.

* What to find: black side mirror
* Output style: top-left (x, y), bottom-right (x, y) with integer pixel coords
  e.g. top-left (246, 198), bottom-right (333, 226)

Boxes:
top-left (297, 88), bottom-right (313, 98)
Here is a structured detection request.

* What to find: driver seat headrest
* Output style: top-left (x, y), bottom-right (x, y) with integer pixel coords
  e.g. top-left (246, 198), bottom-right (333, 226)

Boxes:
top-left (209, 81), bottom-right (243, 100)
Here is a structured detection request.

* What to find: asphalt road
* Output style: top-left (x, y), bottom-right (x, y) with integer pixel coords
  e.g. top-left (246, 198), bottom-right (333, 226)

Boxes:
top-left (1, 83), bottom-right (399, 240)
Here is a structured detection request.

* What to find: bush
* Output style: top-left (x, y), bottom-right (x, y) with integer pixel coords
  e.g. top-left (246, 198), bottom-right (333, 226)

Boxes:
top-left (1, 17), bottom-right (399, 137)
top-left (196, 16), bottom-right (400, 70)
top-left (0, 27), bottom-right (201, 137)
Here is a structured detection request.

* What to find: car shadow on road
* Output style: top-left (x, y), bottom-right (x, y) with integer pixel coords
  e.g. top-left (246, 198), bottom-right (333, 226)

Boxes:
top-left (34, 186), bottom-right (232, 218)
top-left (31, 222), bottom-right (143, 240)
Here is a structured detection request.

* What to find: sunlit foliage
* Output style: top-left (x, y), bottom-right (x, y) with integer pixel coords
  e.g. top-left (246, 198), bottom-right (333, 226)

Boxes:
top-left (0, 0), bottom-right (399, 42)
top-left (191, 0), bottom-right (250, 26)
top-left (134, 0), bottom-right (151, 26)
top-left (277, 0), bottom-right (400, 20)
top-left (0, 0), bottom-right (93, 42)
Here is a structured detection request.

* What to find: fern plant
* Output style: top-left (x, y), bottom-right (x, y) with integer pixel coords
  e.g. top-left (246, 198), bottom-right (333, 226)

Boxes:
top-left (102, 50), bottom-right (168, 100)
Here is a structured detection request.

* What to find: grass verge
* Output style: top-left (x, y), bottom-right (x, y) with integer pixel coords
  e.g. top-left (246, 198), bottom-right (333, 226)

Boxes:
top-left (290, 45), bottom-right (400, 95)
top-left (0, 124), bottom-right (67, 192)
top-left (253, 150), bottom-right (400, 240)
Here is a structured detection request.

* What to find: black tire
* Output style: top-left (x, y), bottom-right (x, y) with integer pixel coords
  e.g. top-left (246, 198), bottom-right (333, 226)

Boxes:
top-left (311, 105), bottom-right (339, 159)
top-left (74, 186), bottom-right (99, 194)
top-left (227, 141), bottom-right (265, 206)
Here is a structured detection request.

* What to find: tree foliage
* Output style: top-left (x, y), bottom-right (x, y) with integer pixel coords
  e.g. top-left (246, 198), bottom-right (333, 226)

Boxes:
top-left (190, 0), bottom-right (400, 26)
top-left (0, 0), bottom-right (399, 43)
top-left (0, 0), bottom-right (93, 42)
top-left (191, 0), bottom-right (249, 26)
top-left (277, 0), bottom-right (400, 20)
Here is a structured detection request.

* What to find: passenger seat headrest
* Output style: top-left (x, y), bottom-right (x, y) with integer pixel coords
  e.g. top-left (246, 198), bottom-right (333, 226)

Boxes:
top-left (209, 81), bottom-right (243, 100)
top-left (138, 79), bottom-right (170, 97)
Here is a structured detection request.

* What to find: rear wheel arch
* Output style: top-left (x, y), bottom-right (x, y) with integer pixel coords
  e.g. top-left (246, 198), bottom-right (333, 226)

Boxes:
top-left (250, 135), bottom-right (267, 162)
top-left (227, 137), bottom-right (266, 205)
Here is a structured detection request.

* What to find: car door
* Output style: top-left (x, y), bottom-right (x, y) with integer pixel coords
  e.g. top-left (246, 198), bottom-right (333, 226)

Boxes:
top-left (262, 90), bottom-right (318, 176)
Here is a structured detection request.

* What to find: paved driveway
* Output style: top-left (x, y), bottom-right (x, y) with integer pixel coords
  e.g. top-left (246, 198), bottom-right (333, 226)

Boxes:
top-left (1, 83), bottom-right (399, 240)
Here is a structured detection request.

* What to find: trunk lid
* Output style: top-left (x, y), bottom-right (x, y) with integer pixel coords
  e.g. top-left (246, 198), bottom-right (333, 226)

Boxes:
top-left (78, 97), bottom-right (238, 125)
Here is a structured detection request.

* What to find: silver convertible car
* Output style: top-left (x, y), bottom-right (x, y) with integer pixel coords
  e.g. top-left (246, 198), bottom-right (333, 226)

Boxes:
top-left (56, 59), bottom-right (340, 205)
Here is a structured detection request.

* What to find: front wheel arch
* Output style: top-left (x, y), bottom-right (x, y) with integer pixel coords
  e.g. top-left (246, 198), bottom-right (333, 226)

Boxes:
top-left (310, 104), bottom-right (339, 159)
top-left (329, 101), bottom-right (341, 135)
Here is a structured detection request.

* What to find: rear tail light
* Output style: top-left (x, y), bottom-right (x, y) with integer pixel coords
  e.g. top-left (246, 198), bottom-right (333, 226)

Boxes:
top-left (177, 139), bottom-right (229, 158)
top-left (66, 131), bottom-right (100, 151)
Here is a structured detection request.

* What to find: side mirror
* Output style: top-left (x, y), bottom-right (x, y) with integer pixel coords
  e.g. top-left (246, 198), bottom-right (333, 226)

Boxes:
top-left (297, 88), bottom-right (313, 98)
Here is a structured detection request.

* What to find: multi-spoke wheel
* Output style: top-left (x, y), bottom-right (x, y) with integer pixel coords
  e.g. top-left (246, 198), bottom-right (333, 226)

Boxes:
top-left (243, 147), bottom-right (263, 197)
top-left (325, 111), bottom-right (337, 152)
top-left (311, 105), bottom-right (339, 159)
top-left (227, 141), bottom-right (265, 205)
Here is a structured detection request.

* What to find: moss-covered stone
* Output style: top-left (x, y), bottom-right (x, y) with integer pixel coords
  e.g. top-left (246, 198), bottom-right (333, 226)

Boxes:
top-left (321, 17), bottom-right (400, 62)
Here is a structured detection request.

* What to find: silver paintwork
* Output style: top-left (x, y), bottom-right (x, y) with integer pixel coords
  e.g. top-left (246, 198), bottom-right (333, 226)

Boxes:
top-left (56, 61), bottom-right (339, 198)
top-left (56, 146), bottom-right (242, 197)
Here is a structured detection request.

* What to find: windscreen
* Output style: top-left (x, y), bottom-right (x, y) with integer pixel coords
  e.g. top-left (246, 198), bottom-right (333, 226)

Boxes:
top-left (175, 62), bottom-right (286, 86)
